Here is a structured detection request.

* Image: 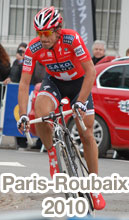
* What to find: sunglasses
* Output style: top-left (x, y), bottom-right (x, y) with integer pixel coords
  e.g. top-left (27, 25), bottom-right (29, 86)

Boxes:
top-left (36, 30), bottom-right (55, 37)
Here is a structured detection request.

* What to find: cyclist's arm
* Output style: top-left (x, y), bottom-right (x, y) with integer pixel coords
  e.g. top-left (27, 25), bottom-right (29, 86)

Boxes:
top-left (77, 59), bottom-right (96, 103)
top-left (71, 31), bottom-right (96, 103)
top-left (18, 43), bottom-right (36, 116)
top-left (18, 73), bottom-right (32, 116)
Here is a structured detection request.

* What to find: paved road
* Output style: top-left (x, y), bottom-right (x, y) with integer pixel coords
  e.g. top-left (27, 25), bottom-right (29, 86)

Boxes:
top-left (0, 148), bottom-right (129, 220)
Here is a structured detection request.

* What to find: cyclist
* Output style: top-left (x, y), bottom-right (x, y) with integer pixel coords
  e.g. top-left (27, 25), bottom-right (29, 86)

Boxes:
top-left (17, 6), bottom-right (105, 210)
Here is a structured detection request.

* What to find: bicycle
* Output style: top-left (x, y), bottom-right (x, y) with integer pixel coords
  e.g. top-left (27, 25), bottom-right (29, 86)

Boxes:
top-left (26, 98), bottom-right (94, 215)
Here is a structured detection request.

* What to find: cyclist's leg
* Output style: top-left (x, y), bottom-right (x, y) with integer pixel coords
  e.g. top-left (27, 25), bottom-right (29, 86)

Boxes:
top-left (34, 75), bottom-right (61, 178)
top-left (74, 93), bottom-right (106, 210)
top-left (34, 75), bottom-right (61, 148)
top-left (75, 115), bottom-right (106, 210)
top-left (75, 112), bottom-right (98, 174)
top-left (35, 94), bottom-right (55, 148)
top-left (72, 93), bottom-right (97, 174)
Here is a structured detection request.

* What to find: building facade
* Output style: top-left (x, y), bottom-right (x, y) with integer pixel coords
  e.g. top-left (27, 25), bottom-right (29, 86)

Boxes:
top-left (0, 0), bottom-right (128, 59)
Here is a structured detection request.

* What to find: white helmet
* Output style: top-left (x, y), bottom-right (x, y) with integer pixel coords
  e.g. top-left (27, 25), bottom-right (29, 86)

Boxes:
top-left (34, 6), bottom-right (63, 30)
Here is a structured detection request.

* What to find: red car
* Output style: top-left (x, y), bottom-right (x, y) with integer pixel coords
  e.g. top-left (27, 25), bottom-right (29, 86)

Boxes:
top-left (92, 58), bottom-right (129, 157)
top-left (29, 57), bottom-right (129, 158)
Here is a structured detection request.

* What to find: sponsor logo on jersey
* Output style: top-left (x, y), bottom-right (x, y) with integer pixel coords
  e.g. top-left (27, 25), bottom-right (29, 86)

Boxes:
top-left (58, 46), bottom-right (62, 55)
top-left (40, 52), bottom-right (45, 58)
top-left (64, 48), bottom-right (68, 51)
top-left (29, 41), bottom-right (42, 53)
top-left (23, 66), bottom-right (31, 72)
top-left (47, 52), bottom-right (52, 57)
top-left (63, 35), bottom-right (74, 45)
top-left (55, 72), bottom-right (77, 81)
top-left (76, 34), bottom-right (81, 44)
top-left (44, 85), bottom-right (51, 90)
top-left (74, 45), bottom-right (85, 57)
top-left (46, 60), bottom-right (74, 72)
top-left (23, 55), bottom-right (32, 66)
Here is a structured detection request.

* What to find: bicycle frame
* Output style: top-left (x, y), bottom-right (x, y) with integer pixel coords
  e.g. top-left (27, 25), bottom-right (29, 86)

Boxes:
top-left (26, 99), bottom-right (88, 175)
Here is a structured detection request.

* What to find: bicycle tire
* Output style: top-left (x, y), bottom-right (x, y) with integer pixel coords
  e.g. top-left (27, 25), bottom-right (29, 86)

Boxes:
top-left (70, 142), bottom-right (94, 215)
top-left (55, 130), bottom-right (78, 199)
top-left (55, 130), bottom-right (94, 215)
top-left (64, 134), bottom-right (94, 215)
top-left (54, 114), bottom-right (94, 215)
top-left (56, 144), bottom-right (73, 176)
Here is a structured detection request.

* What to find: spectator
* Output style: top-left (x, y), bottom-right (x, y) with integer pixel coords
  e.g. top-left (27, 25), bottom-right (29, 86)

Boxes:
top-left (0, 44), bottom-right (11, 107)
top-left (3, 42), bottom-right (27, 85)
top-left (3, 42), bottom-right (28, 148)
top-left (4, 43), bottom-right (46, 86)
top-left (126, 48), bottom-right (129, 56)
top-left (92, 40), bottom-right (106, 65)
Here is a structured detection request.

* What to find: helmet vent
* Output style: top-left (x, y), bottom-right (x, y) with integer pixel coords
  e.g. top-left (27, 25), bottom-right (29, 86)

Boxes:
top-left (39, 14), bottom-right (42, 24)
top-left (50, 12), bottom-right (59, 25)
top-left (43, 11), bottom-right (52, 26)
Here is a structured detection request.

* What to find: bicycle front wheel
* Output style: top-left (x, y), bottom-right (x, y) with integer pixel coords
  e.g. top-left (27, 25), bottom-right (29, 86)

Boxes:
top-left (55, 130), bottom-right (79, 199)
top-left (70, 142), bottom-right (94, 215)
top-left (55, 130), bottom-right (94, 215)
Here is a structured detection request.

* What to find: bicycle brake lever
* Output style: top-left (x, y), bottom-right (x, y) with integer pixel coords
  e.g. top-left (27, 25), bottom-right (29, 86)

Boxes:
top-left (25, 132), bottom-right (33, 145)
top-left (75, 109), bottom-right (87, 131)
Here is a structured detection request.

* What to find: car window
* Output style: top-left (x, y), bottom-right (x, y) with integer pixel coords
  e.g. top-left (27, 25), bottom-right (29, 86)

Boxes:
top-left (99, 65), bottom-right (124, 88)
top-left (123, 66), bottom-right (129, 89)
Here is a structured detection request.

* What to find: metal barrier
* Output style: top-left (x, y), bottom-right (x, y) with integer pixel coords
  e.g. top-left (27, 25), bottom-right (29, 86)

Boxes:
top-left (0, 82), bottom-right (38, 149)
top-left (0, 82), bottom-right (7, 145)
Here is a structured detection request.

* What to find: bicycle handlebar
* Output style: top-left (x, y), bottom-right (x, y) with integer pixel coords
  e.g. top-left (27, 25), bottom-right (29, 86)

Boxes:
top-left (25, 108), bottom-right (86, 145)
top-left (29, 109), bottom-right (73, 125)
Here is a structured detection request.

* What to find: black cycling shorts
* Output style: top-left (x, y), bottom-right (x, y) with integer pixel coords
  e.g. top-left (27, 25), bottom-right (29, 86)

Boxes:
top-left (38, 74), bottom-right (94, 115)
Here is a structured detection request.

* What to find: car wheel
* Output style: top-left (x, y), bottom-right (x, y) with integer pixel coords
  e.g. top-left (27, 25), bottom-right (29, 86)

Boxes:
top-left (68, 115), bottom-right (110, 158)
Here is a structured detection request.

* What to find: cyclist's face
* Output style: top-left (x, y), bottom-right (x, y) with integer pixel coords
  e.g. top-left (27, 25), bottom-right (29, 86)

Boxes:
top-left (38, 28), bottom-right (58, 49)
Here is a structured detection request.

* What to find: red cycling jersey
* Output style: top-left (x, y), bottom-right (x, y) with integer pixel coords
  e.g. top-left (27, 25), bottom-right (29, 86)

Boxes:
top-left (23, 29), bottom-right (91, 81)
